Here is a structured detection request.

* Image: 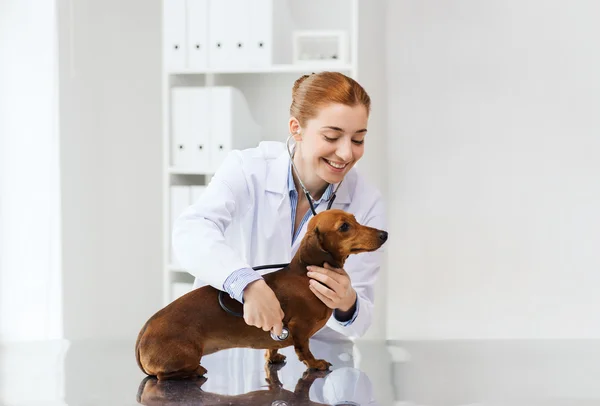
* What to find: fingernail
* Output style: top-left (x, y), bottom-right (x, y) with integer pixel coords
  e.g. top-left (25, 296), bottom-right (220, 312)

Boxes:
top-left (307, 272), bottom-right (313, 277)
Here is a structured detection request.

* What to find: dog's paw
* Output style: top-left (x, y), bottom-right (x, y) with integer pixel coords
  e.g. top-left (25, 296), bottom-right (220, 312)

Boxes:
top-left (267, 353), bottom-right (287, 364)
top-left (307, 359), bottom-right (332, 371)
top-left (302, 368), bottom-right (331, 380)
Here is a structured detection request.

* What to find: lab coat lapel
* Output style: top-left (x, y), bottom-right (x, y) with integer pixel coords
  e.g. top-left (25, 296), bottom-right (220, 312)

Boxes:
top-left (265, 149), bottom-right (293, 256)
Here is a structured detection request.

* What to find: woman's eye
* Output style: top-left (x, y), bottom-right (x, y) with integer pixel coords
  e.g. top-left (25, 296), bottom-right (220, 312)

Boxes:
top-left (339, 222), bottom-right (350, 232)
top-left (323, 135), bottom-right (338, 142)
top-left (352, 139), bottom-right (365, 145)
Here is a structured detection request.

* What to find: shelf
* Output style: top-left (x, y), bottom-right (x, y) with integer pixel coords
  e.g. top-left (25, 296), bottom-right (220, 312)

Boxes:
top-left (168, 167), bottom-right (213, 175)
top-left (168, 265), bottom-right (188, 273)
top-left (166, 63), bottom-right (354, 75)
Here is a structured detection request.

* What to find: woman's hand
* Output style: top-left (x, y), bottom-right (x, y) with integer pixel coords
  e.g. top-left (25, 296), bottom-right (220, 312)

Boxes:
top-left (242, 280), bottom-right (285, 337)
top-left (307, 263), bottom-right (357, 312)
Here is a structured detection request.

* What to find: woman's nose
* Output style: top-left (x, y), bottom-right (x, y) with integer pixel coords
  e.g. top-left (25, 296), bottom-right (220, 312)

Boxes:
top-left (336, 139), bottom-right (353, 162)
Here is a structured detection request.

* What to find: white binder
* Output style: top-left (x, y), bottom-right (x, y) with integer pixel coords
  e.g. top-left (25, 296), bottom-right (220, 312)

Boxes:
top-left (208, 0), bottom-right (251, 70)
top-left (207, 0), bottom-right (230, 70)
top-left (163, 0), bottom-right (187, 71)
top-left (170, 87), bottom-right (194, 168)
top-left (248, 0), bottom-right (273, 67)
top-left (189, 88), bottom-right (210, 172)
top-left (229, 0), bottom-right (250, 69)
top-left (170, 186), bottom-right (191, 267)
top-left (208, 87), bottom-right (262, 172)
top-left (171, 86), bottom-right (261, 172)
top-left (187, 0), bottom-right (209, 70)
top-left (190, 185), bottom-right (207, 204)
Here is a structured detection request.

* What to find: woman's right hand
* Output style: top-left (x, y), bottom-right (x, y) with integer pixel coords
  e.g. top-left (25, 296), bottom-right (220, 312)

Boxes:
top-left (242, 279), bottom-right (285, 337)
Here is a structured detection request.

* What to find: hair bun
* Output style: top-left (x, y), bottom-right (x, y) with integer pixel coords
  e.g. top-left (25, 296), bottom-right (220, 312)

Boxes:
top-left (292, 74), bottom-right (311, 97)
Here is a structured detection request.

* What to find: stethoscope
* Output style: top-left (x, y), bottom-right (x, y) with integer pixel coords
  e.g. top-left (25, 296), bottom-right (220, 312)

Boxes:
top-left (286, 133), bottom-right (343, 215)
top-left (217, 133), bottom-right (344, 341)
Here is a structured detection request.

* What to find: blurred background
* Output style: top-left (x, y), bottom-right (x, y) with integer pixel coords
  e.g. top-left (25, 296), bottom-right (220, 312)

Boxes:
top-left (1, 0), bottom-right (600, 404)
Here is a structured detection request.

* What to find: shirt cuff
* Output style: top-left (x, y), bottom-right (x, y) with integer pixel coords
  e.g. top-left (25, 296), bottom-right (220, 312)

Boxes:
top-left (222, 267), bottom-right (263, 303)
top-left (333, 296), bottom-right (360, 326)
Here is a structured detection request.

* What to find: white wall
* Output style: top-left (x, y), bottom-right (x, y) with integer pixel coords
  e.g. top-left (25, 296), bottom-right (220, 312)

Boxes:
top-left (0, 0), bottom-right (63, 341)
top-left (355, 0), bottom-right (389, 341)
top-left (57, 0), bottom-right (162, 340)
top-left (386, 0), bottom-right (600, 339)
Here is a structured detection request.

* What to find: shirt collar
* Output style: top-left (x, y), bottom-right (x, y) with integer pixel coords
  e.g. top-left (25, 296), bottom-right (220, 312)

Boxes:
top-left (287, 161), bottom-right (334, 204)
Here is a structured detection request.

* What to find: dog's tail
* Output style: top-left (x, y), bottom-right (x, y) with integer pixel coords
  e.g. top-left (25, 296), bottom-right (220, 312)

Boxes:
top-left (135, 320), bottom-right (150, 375)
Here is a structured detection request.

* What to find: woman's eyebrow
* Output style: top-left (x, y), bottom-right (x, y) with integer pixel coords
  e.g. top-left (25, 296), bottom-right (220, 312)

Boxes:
top-left (321, 126), bottom-right (368, 134)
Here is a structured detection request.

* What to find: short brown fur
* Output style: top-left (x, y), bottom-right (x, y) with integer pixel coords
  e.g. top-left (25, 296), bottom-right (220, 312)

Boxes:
top-left (135, 209), bottom-right (388, 380)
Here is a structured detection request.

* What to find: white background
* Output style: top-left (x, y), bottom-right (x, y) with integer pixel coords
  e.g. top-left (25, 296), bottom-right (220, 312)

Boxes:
top-left (1, 0), bottom-right (599, 344)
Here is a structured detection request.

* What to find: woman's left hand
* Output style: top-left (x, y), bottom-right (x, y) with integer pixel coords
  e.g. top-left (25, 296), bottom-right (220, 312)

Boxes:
top-left (307, 263), bottom-right (357, 312)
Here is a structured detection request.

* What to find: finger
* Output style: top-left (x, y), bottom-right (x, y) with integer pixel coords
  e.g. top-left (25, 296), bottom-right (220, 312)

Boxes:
top-left (309, 284), bottom-right (335, 308)
top-left (307, 270), bottom-right (342, 292)
top-left (309, 279), bottom-right (338, 301)
top-left (308, 265), bottom-right (344, 285)
top-left (323, 262), bottom-right (347, 275)
top-left (272, 321), bottom-right (283, 337)
top-left (244, 315), bottom-right (257, 327)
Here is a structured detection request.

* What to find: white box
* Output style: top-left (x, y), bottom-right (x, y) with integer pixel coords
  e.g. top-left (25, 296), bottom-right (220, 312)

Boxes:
top-left (292, 30), bottom-right (349, 65)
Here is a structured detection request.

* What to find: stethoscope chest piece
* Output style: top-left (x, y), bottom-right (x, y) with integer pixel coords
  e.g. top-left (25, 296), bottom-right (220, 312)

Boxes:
top-left (270, 327), bottom-right (290, 341)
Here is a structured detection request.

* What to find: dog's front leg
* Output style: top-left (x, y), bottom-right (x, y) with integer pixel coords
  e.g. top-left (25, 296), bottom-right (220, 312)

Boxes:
top-left (288, 321), bottom-right (332, 371)
top-left (265, 348), bottom-right (286, 364)
top-left (264, 362), bottom-right (285, 390)
top-left (294, 369), bottom-right (330, 397)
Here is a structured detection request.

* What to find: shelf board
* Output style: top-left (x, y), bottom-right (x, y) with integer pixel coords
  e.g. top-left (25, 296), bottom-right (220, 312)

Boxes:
top-left (167, 63), bottom-right (354, 75)
top-left (168, 167), bottom-right (212, 175)
top-left (168, 265), bottom-right (188, 273)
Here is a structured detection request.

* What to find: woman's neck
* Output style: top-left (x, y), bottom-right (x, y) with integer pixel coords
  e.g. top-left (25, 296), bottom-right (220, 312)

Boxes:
top-left (292, 154), bottom-right (329, 200)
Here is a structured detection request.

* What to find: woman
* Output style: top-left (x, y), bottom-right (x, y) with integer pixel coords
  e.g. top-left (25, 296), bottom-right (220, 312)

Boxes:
top-left (172, 71), bottom-right (386, 342)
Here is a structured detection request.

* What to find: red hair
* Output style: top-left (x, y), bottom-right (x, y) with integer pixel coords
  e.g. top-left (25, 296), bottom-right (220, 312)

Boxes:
top-left (289, 71), bottom-right (371, 127)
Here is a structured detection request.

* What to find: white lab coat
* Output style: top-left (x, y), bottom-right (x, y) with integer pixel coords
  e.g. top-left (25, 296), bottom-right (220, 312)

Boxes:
top-left (172, 140), bottom-right (387, 341)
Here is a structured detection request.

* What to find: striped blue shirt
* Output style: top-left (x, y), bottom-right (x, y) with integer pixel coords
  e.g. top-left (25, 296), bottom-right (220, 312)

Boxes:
top-left (222, 160), bottom-right (359, 326)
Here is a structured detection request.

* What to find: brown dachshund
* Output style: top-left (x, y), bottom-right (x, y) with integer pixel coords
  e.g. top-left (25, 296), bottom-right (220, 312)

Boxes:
top-left (135, 209), bottom-right (388, 380)
top-left (136, 362), bottom-right (329, 406)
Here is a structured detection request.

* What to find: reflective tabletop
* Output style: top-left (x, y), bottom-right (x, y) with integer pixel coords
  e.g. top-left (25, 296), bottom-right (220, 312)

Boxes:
top-left (2, 338), bottom-right (600, 405)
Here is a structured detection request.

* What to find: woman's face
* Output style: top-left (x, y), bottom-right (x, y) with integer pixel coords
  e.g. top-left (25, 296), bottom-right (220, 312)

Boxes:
top-left (292, 103), bottom-right (369, 186)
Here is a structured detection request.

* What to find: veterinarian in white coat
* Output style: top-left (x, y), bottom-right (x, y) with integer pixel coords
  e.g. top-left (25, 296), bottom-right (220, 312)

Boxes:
top-left (172, 72), bottom-right (387, 342)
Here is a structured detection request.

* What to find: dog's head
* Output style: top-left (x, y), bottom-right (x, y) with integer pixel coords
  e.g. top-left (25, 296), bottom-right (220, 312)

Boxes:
top-left (298, 209), bottom-right (388, 268)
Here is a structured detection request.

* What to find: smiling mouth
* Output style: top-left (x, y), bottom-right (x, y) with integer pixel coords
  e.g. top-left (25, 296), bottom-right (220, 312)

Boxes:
top-left (324, 158), bottom-right (348, 170)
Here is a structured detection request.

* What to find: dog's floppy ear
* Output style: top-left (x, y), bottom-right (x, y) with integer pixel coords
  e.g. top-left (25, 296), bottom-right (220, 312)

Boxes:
top-left (299, 226), bottom-right (340, 268)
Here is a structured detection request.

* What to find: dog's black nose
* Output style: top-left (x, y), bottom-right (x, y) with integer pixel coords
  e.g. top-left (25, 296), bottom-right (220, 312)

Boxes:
top-left (379, 231), bottom-right (388, 243)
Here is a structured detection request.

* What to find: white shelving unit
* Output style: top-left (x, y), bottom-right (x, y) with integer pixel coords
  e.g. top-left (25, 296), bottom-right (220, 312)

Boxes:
top-left (161, 0), bottom-right (384, 306)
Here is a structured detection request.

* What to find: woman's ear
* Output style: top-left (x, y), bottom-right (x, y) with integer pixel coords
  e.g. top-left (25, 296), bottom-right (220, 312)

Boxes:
top-left (288, 117), bottom-right (302, 141)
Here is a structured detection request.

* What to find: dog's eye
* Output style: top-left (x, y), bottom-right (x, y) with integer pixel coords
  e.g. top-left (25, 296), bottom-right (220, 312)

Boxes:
top-left (339, 222), bottom-right (350, 232)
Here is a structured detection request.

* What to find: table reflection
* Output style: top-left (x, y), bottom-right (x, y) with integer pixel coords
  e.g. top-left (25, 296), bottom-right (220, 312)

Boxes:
top-left (135, 338), bottom-right (379, 405)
